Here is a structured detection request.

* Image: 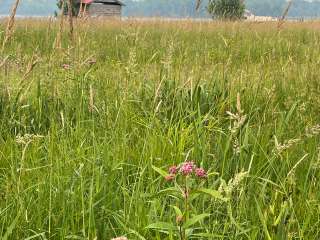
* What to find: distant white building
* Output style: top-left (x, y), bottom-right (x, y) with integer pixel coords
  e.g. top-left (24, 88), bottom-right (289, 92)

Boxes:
top-left (244, 9), bottom-right (277, 22)
top-left (244, 9), bottom-right (255, 19)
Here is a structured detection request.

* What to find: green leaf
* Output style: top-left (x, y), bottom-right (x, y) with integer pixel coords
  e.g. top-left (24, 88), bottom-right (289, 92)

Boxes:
top-left (189, 192), bottom-right (201, 202)
top-left (2, 209), bottom-right (20, 240)
top-left (146, 222), bottom-right (178, 232)
top-left (190, 233), bottom-right (225, 238)
top-left (183, 213), bottom-right (210, 228)
top-left (196, 188), bottom-right (229, 202)
top-left (156, 187), bottom-right (180, 196)
top-left (24, 233), bottom-right (47, 240)
top-left (170, 205), bottom-right (183, 217)
top-left (151, 187), bottom-right (183, 200)
top-left (152, 165), bottom-right (168, 178)
top-left (273, 201), bottom-right (288, 226)
top-left (255, 198), bottom-right (272, 240)
top-left (65, 236), bottom-right (85, 239)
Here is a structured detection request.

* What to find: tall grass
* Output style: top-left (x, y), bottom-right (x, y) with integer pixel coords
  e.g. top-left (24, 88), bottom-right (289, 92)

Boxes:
top-left (0, 19), bottom-right (320, 239)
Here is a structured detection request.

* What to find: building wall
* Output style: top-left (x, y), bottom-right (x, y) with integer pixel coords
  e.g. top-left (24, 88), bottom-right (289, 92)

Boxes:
top-left (88, 3), bottom-right (121, 17)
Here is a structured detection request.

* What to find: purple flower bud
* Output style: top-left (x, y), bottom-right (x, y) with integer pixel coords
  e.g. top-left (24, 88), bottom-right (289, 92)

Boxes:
top-left (195, 168), bottom-right (207, 178)
top-left (169, 165), bottom-right (178, 175)
top-left (180, 161), bottom-right (195, 176)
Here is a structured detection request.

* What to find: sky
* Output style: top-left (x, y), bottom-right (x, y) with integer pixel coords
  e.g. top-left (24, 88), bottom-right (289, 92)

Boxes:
top-left (1, 0), bottom-right (320, 17)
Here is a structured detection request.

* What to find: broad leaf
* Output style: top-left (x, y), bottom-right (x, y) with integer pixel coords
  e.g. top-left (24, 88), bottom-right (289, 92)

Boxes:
top-left (155, 187), bottom-right (181, 197)
top-left (196, 188), bottom-right (229, 202)
top-left (183, 213), bottom-right (210, 228)
top-left (191, 233), bottom-right (225, 238)
top-left (146, 222), bottom-right (178, 232)
top-left (152, 165), bottom-right (168, 178)
top-left (170, 205), bottom-right (183, 217)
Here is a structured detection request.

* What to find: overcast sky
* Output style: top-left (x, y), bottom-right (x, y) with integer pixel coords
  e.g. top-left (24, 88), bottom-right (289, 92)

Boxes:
top-left (1, 0), bottom-right (320, 17)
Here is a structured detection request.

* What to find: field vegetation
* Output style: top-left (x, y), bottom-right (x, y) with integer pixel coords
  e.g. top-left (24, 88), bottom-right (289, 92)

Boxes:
top-left (1, 19), bottom-right (320, 239)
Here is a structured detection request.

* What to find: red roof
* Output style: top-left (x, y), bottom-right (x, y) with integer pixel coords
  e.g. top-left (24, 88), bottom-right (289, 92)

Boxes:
top-left (82, 0), bottom-right (94, 3)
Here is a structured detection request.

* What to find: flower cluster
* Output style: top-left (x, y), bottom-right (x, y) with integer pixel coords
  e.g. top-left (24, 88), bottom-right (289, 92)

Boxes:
top-left (165, 161), bottom-right (207, 181)
top-left (180, 161), bottom-right (194, 175)
top-left (16, 134), bottom-right (44, 145)
top-left (62, 64), bottom-right (71, 70)
top-left (195, 168), bottom-right (207, 178)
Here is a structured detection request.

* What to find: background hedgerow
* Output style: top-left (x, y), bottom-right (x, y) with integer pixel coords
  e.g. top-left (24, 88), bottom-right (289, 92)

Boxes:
top-left (0, 19), bottom-right (320, 239)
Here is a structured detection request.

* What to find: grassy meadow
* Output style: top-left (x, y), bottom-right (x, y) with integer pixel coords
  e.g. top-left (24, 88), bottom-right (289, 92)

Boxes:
top-left (1, 19), bottom-right (320, 239)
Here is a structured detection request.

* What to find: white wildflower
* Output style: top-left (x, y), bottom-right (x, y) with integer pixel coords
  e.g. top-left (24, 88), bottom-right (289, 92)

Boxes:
top-left (227, 93), bottom-right (247, 134)
top-left (264, 85), bottom-right (276, 97)
top-left (306, 124), bottom-right (320, 138)
top-left (111, 237), bottom-right (128, 240)
top-left (125, 48), bottom-right (138, 75)
top-left (227, 111), bottom-right (247, 134)
top-left (312, 147), bottom-right (320, 169)
top-left (219, 170), bottom-right (248, 197)
top-left (273, 136), bottom-right (301, 155)
top-left (162, 41), bottom-right (174, 71)
top-left (298, 102), bottom-right (306, 113)
top-left (233, 138), bottom-right (241, 155)
top-left (16, 134), bottom-right (44, 145)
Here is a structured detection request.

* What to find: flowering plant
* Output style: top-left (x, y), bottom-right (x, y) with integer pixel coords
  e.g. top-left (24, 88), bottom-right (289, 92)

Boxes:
top-left (148, 161), bottom-right (228, 240)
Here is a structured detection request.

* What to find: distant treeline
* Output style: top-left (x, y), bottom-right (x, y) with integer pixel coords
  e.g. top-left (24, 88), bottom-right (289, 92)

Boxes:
top-left (0, 0), bottom-right (320, 18)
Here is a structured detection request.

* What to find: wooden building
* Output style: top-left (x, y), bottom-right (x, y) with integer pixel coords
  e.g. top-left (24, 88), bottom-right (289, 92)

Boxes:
top-left (76, 0), bottom-right (125, 18)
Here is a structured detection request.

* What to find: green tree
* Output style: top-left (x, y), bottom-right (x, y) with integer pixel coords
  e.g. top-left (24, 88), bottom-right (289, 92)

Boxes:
top-left (207, 0), bottom-right (245, 20)
top-left (57, 0), bottom-right (78, 16)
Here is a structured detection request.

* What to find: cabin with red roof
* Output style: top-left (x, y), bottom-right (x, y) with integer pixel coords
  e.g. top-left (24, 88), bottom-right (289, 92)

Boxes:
top-left (75, 0), bottom-right (125, 18)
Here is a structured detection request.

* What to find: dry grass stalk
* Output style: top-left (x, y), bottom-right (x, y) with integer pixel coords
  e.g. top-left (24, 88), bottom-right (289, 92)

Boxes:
top-left (89, 84), bottom-right (94, 113)
top-left (78, 0), bottom-right (84, 18)
top-left (22, 56), bottom-right (40, 80)
top-left (236, 92), bottom-right (243, 115)
top-left (60, 111), bottom-right (65, 128)
top-left (78, 0), bottom-right (89, 19)
top-left (1, 0), bottom-right (20, 53)
top-left (67, 0), bottom-right (74, 43)
top-left (17, 53), bottom-right (40, 87)
top-left (278, 0), bottom-right (293, 30)
top-left (55, 0), bottom-right (66, 49)
top-left (17, 54), bottom-right (40, 103)
top-left (83, 4), bottom-right (89, 18)
top-left (0, 56), bottom-right (9, 69)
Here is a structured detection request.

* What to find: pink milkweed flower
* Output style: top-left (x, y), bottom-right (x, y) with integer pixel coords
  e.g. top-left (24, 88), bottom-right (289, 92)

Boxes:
top-left (195, 168), bottom-right (207, 178)
top-left (111, 237), bottom-right (128, 240)
top-left (165, 174), bottom-right (175, 182)
top-left (62, 64), bottom-right (71, 70)
top-left (169, 165), bottom-right (178, 175)
top-left (180, 161), bottom-right (195, 176)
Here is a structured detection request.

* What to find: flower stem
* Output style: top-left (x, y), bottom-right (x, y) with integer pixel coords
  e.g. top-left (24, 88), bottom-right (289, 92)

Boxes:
top-left (184, 176), bottom-right (188, 240)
